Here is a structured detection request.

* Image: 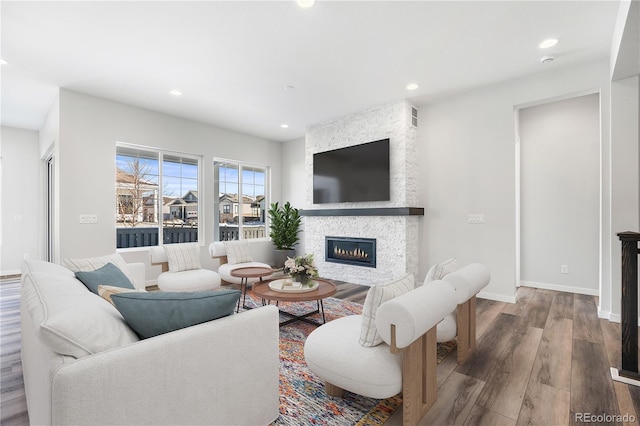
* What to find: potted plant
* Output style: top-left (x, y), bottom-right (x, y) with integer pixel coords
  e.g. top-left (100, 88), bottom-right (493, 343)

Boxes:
top-left (268, 201), bottom-right (302, 267)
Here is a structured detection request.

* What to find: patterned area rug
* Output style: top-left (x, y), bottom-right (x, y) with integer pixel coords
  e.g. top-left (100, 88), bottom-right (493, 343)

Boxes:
top-left (242, 292), bottom-right (456, 425)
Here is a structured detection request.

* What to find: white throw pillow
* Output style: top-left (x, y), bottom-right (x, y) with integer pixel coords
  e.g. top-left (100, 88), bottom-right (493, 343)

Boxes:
top-left (424, 258), bottom-right (458, 285)
top-left (359, 273), bottom-right (415, 347)
top-left (63, 253), bottom-right (133, 282)
top-left (224, 240), bottom-right (253, 264)
top-left (164, 243), bottom-right (201, 272)
top-left (22, 272), bottom-right (139, 358)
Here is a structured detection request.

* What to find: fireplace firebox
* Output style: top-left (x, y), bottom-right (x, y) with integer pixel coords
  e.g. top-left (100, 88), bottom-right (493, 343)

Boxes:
top-left (325, 236), bottom-right (376, 268)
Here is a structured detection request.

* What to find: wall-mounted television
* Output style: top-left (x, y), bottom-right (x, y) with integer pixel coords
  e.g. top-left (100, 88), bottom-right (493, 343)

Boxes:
top-left (313, 138), bottom-right (390, 204)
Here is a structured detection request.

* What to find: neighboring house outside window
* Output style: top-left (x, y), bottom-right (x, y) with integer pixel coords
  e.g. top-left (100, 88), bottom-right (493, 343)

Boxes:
top-left (214, 160), bottom-right (268, 241)
top-left (116, 144), bottom-right (201, 248)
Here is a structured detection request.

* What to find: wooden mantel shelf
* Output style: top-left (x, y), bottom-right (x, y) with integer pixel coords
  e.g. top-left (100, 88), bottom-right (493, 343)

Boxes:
top-left (299, 207), bottom-right (424, 217)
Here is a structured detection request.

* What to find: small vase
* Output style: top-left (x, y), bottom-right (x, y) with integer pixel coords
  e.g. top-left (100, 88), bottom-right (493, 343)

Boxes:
top-left (291, 274), bottom-right (311, 285)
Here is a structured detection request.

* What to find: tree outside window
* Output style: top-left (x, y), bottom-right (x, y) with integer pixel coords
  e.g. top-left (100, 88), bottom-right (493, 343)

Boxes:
top-left (116, 145), bottom-right (201, 248)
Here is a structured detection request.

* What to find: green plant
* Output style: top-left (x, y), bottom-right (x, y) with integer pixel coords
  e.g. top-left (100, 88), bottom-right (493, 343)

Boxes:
top-left (268, 201), bottom-right (301, 250)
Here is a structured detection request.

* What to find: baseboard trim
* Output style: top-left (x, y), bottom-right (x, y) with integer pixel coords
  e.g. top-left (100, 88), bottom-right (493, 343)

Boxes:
top-left (477, 291), bottom-right (516, 304)
top-left (520, 281), bottom-right (598, 296)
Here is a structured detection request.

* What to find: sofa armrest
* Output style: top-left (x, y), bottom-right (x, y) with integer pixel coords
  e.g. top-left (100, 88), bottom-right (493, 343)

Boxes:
top-left (124, 262), bottom-right (147, 290)
top-left (50, 305), bottom-right (280, 426)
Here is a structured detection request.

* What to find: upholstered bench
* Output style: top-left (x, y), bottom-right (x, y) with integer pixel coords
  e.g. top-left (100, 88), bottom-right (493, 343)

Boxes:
top-left (150, 243), bottom-right (221, 292)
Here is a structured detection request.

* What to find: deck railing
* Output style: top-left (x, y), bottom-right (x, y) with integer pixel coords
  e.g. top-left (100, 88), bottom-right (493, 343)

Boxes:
top-left (117, 224), bottom-right (266, 248)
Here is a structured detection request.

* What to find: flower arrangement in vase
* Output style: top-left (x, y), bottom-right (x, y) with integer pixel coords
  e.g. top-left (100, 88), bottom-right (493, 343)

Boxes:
top-left (283, 254), bottom-right (319, 285)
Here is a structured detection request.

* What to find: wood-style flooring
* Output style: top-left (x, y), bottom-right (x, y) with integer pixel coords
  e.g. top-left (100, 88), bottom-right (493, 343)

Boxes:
top-left (384, 286), bottom-right (640, 426)
top-left (2, 278), bottom-right (639, 425)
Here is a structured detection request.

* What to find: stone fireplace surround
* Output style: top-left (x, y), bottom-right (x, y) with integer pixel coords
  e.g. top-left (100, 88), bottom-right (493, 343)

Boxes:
top-left (303, 100), bottom-right (422, 286)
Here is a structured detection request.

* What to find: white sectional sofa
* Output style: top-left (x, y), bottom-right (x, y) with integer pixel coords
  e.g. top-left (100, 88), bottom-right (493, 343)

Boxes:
top-left (20, 259), bottom-right (280, 425)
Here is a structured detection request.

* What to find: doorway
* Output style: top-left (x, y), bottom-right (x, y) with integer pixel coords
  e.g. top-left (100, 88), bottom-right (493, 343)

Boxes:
top-left (45, 153), bottom-right (55, 263)
top-left (516, 93), bottom-right (600, 295)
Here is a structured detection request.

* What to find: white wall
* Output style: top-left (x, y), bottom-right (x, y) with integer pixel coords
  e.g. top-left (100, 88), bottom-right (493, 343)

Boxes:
top-left (419, 59), bottom-right (610, 303)
top-left (607, 0), bottom-right (640, 322)
top-left (609, 75), bottom-right (639, 322)
top-left (519, 93), bottom-right (600, 295)
top-left (1, 126), bottom-right (41, 274)
top-left (56, 90), bottom-right (283, 284)
top-left (281, 137), bottom-right (306, 255)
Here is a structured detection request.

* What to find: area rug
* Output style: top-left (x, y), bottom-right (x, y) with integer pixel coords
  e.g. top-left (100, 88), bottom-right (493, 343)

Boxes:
top-left (242, 292), bottom-right (456, 425)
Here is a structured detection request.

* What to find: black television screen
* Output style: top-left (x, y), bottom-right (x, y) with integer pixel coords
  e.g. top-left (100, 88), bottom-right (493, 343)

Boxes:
top-left (313, 139), bottom-right (390, 204)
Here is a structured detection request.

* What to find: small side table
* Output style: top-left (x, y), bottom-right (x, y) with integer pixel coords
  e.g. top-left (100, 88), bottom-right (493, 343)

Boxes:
top-left (230, 267), bottom-right (274, 312)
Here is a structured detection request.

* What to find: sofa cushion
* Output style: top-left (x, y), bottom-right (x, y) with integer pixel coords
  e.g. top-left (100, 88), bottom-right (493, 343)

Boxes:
top-left (22, 272), bottom-right (139, 358)
top-left (98, 284), bottom-right (140, 305)
top-left (359, 273), bottom-right (414, 347)
top-left (164, 242), bottom-right (202, 272)
top-left (21, 259), bottom-right (75, 277)
top-left (423, 258), bottom-right (458, 285)
top-left (74, 263), bottom-right (134, 295)
top-left (63, 253), bottom-right (134, 283)
top-left (224, 240), bottom-right (253, 264)
top-left (111, 289), bottom-right (241, 339)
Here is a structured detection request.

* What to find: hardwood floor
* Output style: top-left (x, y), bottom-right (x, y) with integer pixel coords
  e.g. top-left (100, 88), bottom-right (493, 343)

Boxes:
top-left (2, 280), bottom-right (639, 425)
top-left (0, 278), bottom-right (28, 426)
top-left (385, 286), bottom-right (640, 426)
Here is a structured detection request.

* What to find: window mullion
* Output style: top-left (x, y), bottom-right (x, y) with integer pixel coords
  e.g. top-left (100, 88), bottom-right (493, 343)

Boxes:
top-left (158, 152), bottom-right (164, 246)
top-left (238, 164), bottom-right (243, 240)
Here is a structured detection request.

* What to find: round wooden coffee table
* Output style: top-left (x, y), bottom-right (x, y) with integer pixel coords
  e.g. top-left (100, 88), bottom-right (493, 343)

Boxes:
top-left (252, 278), bottom-right (337, 327)
top-left (230, 266), bottom-right (273, 312)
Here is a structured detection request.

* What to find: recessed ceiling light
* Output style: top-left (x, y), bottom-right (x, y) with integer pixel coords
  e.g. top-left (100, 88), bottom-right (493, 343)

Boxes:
top-left (539, 38), bottom-right (559, 49)
top-left (169, 89), bottom-right (182, 96)
top-left (406, 83), bottom-right (419, 91)
top-left (541, 56), bottom-right (554, 64)
top-left (296, 0), bottom-right (315, 8)
top-left (0, 59), bottom-right (8, 65)
top-left (281, 124), bottom-right (289, 129)
top-left (284, 85), bottom-right (296, 92)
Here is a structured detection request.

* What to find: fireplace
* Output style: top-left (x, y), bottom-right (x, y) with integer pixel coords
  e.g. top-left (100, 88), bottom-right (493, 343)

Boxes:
top-left (325, 236), bottom-right (376, 268)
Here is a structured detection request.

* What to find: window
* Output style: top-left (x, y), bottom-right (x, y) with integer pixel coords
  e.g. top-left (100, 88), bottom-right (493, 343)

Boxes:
top-left (116, 144), bottom-right (201, 248)
top-left (214, 160), bottom-right (268, 241)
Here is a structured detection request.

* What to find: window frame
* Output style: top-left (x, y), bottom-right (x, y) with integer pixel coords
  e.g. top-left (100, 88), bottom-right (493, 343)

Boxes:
top-left (116, 142), bottom-right (204, 250)
top-left (214, 157), bottom-right (269, 241)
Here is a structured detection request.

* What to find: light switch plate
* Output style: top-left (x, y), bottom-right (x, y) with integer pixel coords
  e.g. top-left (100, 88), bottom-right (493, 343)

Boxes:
top-left (467, 213), bottom-right (485, 224)
top-left (79, 214), bottom-right (98, 224)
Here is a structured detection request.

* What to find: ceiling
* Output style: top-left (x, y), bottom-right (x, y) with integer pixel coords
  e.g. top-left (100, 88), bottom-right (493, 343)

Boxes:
top-left (1, 1), bottom-right (621, 142)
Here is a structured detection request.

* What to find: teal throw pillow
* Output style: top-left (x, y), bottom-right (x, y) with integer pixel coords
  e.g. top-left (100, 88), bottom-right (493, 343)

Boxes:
top-left (110, 290), bottom-right (241, 339)
top-left (75, 262), bottom-right (134, 295)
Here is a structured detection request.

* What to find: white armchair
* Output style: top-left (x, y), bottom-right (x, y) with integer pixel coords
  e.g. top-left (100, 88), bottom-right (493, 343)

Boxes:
top-left (149, 243), bottom-right (221, 292)
top-left (209, 241), bottom-right (273, 285)
top-left (304, 279), bottom-right (458, 425)
top-left (304, 263), bottom-right (491, 425)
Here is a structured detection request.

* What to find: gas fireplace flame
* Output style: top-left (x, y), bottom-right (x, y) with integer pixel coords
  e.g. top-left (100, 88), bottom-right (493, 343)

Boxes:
top-left (334, 246), bottom-right (369, 259)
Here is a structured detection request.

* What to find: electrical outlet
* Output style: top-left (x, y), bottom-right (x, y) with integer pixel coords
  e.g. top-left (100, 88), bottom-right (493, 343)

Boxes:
top-left (79, 214), bottom-right (98, 224)
top-left (467, 214), bottom-right (485, 224)
top-left (561, 265), bottom-right (569, 274)
top-left (23, 253), bottom-right (29, 261)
